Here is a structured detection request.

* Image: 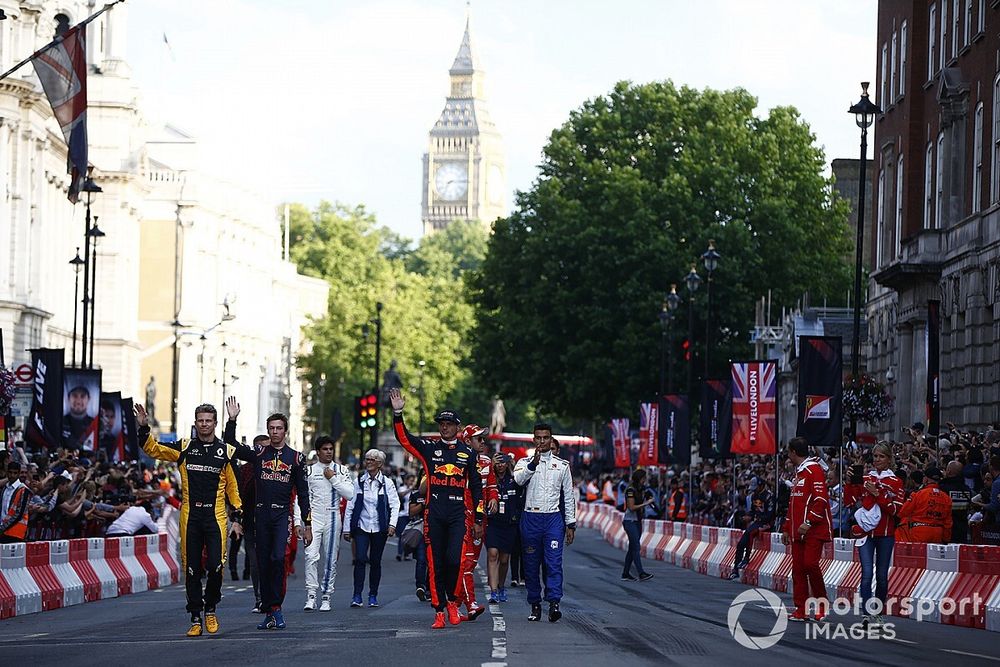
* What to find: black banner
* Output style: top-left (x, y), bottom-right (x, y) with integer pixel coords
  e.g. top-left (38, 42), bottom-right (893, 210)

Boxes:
top-left (120, 396), bottom-right (139, 462)
top-left (62, 368), bottom-right (101, 452)
top-left (699, 378), bottom-right (732, 459)
top-left (25, 348), bottom-right (65, 450)
top-left (926, 300), bottom-right (940, 436)
top-left (795, 336), bottom-right (843, 447)
top-left (659, 394), bottom-right (690, 465)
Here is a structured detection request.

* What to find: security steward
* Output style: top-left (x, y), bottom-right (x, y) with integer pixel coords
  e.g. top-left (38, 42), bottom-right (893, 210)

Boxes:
top-left (896, 466), bottom-right (953, 544)
top-left (389, 387), bottom-right (483, 629)
top-left (135, 403), bottom-right (243, 637)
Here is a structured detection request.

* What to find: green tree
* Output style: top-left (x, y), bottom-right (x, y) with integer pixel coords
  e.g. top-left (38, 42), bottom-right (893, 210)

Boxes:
top-left (470, 81), bottom-right (853, 422)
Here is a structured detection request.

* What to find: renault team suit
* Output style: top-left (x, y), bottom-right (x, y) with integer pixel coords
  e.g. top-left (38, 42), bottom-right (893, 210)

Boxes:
top-left (393, 410), bottom-right (483, 622)
top-left (139, 424), bottom-right (243, 619)
top-left (514, 449), bottom-right (576, 617)
top-left (295, 458), bottom-right (354, 609)
top-left (226, 422), bottom-right (311, 622)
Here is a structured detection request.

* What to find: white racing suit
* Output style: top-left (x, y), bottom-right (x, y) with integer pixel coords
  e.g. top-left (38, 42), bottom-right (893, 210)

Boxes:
top-left (294, 461), bottom-right (355, 597)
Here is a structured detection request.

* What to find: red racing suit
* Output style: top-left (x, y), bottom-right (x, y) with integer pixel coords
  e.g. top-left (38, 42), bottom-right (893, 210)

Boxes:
top-left (454, 452), bottom-right (498, 609)
top-left (786, 457), bottom-right (832, 611)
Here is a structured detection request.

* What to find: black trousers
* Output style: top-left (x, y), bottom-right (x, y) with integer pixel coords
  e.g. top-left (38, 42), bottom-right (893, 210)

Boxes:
top-left (182, 508), bottom-right (226, 615)
top-left (426, 512), bottom-right (466, 612)
top-left (255, 507), bottom-right (291, 612)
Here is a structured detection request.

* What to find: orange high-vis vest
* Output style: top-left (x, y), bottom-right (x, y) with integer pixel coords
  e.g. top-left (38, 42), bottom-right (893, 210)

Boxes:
top-left (896, 483), bottom-right (952, 544)
top-left (1, 485), bottom-right (29, 540)
top-left (668, 489), bottom-right (687, 520)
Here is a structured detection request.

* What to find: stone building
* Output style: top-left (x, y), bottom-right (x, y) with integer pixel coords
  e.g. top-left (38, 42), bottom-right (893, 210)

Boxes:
top-left (869, 0), bottom-right (1000, 435)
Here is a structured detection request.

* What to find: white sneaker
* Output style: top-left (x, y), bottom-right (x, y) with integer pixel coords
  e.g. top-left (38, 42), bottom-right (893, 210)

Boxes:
top-left (319, 595), bottom-right (331, 612)
top-left (304, 594), bottom-right (317, 611)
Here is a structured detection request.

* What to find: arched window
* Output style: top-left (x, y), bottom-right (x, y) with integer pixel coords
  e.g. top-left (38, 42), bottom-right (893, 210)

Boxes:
top-left (54, 14), bottom-right (70, 39)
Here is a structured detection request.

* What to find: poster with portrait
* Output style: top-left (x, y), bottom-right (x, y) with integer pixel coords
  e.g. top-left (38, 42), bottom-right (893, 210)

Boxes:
top-left (62, 368), bottom-right (101, 452)
top-left (99, 391), bottom-right (124, 462)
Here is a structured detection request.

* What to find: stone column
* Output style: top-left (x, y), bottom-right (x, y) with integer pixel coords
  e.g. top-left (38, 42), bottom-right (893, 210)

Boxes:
top-left (897, 324), bottom-right (914, 429)
top-left (912, 320), bottom-right (928, 428)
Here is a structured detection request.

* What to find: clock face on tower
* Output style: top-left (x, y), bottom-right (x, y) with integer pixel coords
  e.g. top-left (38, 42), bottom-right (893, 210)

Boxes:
top-left (435, 162), bottom-right (468, 201)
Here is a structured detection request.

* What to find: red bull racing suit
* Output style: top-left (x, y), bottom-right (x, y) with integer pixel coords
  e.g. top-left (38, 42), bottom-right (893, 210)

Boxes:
top-left (455, 453), bottom-right (497, 611)
top-left (393, 413), bottom-right (482, 612)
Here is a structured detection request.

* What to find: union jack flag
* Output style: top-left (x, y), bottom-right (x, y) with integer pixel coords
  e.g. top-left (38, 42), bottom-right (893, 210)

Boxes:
top-left (731, 361), bottom-right (777, 454)
top-left (32, 25), bottom-right (88, 202)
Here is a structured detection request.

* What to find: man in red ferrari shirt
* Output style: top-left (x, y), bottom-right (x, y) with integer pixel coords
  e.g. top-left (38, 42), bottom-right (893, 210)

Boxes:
top-left (782, 437), bottom-right (832, 621)
top-left (455, 424), bottom-right (499, 620)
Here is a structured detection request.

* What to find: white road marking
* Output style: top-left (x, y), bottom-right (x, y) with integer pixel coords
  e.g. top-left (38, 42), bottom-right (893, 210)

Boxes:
top-left (481, 568), bottom-right (507, 667)
top-left (887, 637), bottom-right (918, 645)
top-left (941, 649), bottom-right (1000, 662)
top-left (24, 633), bottom-right (48, 638)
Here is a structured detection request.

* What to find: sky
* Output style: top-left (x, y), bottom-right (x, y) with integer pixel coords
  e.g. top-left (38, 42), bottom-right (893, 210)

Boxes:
top-left (125, 0), bottom-right (877, 242)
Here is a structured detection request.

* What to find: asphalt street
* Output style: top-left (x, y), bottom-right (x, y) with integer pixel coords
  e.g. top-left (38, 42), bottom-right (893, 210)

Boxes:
top-left (1, 529), bottom-right (998, 666)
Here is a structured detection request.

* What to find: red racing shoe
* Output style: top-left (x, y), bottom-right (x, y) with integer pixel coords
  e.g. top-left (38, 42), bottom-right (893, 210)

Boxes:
top-left (787, 608), bottom-right (809, 622)
top-left (446, 602), bottom-right (462, 625)
top-left (431, 612), bottom-right (447, 629)
top-left (460, 605), bottom-right (486, 622)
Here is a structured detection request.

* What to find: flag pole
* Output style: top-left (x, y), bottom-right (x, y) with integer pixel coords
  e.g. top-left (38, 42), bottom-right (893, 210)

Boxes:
top-left (0, 1), bottom-right (125, 82)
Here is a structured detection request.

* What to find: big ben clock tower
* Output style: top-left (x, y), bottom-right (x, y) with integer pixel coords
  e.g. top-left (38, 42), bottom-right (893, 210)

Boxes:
top-left (421, 17), bottom-right (506, 236)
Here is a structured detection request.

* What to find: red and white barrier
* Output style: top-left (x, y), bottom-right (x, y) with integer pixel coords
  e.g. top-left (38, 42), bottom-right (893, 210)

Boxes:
top-left (578, 502), bottom-right (1000, 633)
top-left (48, 540), bottom-right (85, 608)
top-left (0, 543), bottom-right (41, 616)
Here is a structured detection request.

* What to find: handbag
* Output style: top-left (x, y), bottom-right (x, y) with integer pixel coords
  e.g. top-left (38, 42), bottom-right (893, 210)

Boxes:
top-left (400, 525), bottom-right (423, 551)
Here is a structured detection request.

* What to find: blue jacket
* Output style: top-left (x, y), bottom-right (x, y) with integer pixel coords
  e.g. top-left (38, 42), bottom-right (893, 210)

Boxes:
top-left (348, 474), bottom-right (391, 534)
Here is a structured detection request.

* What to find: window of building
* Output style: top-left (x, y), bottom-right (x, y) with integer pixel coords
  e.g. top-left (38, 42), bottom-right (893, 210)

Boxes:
top-left (977, 0), bottom-right (985, 33)
top-left (993, 75), bottom-right (1000, 204)
top-left (974, 102), bottom-right (983, 212)
top-left (964, 0), bottom-right (973, 46)
top-left (952, 0), bottom-right (959, 57)
top-left (939, 1), bottom-right (948, 68)
top-left (928, 4), bottom-right (937, 80)
top-left (900, 22), bottom-right (908, 97)
top-left (876, 171), bottom-right (885, 267)
top-left (890, 31), bottom-right (898, 101)
top-left (924, 142), bottom-right (934, 227)
top-left (895, 156), bottom-right (904, 257)
top-left (54, 13), bottom-right (70, 39)
top-left (880, 43), bottom-right (888, 108)
top-left (936, 132), bottom-right (945, 227)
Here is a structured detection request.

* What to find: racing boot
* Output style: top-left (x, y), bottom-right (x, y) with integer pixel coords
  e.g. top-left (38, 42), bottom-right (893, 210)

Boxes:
top-left (446, 601), bottom-right (462, 625)
top-left (319, 595), bottom-right (331, 612)
top-left (273, 609), bottom-right (286, 629)
top-left (528, 603), bottom-right (542, 622)
top-left (304, 593), bottom-right (317, 611)
top-left (186, 616), bottom-right (203, 637)
top-left (204, 612), bottom-right (219, 634)
top-left (256, 613), bottom-right (276, 630)
top-left (548, 601), bottom-right (562, 622)
top-left (431, 611), bottom-right (447, 629)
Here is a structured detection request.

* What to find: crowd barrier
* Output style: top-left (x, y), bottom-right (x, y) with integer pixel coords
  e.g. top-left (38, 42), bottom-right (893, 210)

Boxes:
top-left (0, 510), bottom-right (181, 620)
top-left (579, 502), bottom-right (1000, 633)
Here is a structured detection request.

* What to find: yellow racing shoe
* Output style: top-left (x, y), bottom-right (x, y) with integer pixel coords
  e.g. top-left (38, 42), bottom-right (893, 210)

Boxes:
top-left (186, 620), bottom-right (203, 637)
top-left (205, 613), bottom-right (219, 634)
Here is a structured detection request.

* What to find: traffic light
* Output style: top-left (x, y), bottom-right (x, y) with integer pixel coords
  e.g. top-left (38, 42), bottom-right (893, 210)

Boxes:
top-left (359, 393), bottom-right (377, 429)
top-left (354, 395), bottom-right (364, 429)
top-left (681, 338), bottom-right (691, 362)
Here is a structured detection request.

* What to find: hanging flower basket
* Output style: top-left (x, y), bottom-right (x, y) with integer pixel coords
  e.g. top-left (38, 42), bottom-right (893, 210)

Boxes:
top-left (843, 374), bottom-right (893, 424)
top-left (0, 366), bottom-right (15, 414)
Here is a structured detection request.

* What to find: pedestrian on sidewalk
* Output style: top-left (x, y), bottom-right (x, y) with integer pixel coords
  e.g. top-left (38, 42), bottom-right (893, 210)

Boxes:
top-left (343, 448), bottom-right (400, 609)
top-left (621, 468), bottom-right (654, 582)
top-left (405, 476), bottom-right (430, 601)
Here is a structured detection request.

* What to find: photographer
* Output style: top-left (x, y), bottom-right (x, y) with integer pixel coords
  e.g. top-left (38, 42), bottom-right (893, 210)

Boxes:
top-left (106, 502), bottom-right (158, 537)
top-left (621, 469), bottom-right (654, 582)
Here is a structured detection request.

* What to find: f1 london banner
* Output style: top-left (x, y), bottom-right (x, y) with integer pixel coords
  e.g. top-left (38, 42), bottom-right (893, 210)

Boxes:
top-left (25, 348), bottom-right (65, 449)
top-left (730, 360), bottom-right (777, 455)
top-left (795, 336), bottom-right (843, 447)
top-left (660, 395), bottom-right (690, 465)
top-left (611, 418), bottom-right (631, 468)
top-left (638, 401), bottom-right (659, 466)
top-left (699, 379), bottom-right (732, 459)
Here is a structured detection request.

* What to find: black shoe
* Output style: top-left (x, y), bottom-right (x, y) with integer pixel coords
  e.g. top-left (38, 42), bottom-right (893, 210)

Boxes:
top-left (638, 573), bottom-right (654, 582)
top-left (548, 602), bottom-right (562, 623)
top-left (728, 571), bottom-right (740, 581)
top-left (509, 580), bottom-right (520, 588)
top-left (528, 603), bottom-right (542, 622)
top-left (242, 570), bottom-right (250, 580)
top-left (416, 587), bottom-right (427, 602)
top-left (621, 573), bottom-right (637, 581)
top-left (396, 555), bottom-right (402, 561)
top-left (252, 602), bottom-right (263, 614)
top-left (230, 571), bottom-right (239, 581)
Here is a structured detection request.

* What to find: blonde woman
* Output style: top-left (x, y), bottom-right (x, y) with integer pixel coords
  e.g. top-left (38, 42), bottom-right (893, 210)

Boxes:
top-left (855, 443), bottom-right (903, 627)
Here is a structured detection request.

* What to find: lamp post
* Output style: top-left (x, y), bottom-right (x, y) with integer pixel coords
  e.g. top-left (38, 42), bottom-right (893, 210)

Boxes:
top-left (847, 82), bottom-right (880, 440)
top-left (170, 318), bottom-right (183, 432)
top-left (418, 359), bottom-right (426, 433)
top-left (86, 220), bottom-right (105, 369)
top-left (684, 265), bottom-right (702, 394)
top-left (80, 175), bottom-right (102, 369)
top-left (369, 302), bottom-right (383, 451)
top-left (69, 248), bottom-right (84, 368)
top-left (701, 240), bottom-right (720, 378)
top-left (666, 285), bottom-right (680, 394)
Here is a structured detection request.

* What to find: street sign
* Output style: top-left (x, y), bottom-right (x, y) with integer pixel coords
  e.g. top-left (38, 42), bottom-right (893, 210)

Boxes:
top-left (9, 386), bottom-right (32, 417)
top-left (14, 363), bottom-right (32, 384)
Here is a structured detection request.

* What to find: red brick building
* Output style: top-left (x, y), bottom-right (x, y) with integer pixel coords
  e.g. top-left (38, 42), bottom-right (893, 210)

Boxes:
top-left (869, 0), bottom-right (1000, 434)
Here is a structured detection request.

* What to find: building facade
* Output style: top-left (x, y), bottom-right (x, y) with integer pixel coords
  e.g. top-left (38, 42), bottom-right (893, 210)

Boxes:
top-left (0, 1), bottom-right (327, 446)
top-left (420, 17), bottom-right (506, 235)
top-left (870, 0), bottom-right (1000, 435)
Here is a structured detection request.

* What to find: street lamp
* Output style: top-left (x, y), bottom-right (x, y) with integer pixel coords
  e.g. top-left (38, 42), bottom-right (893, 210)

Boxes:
top-left (86, 220), bottom-right (106, 368)
top-left (368, 302), bottom-right (383, 450)
top-left (418, 359), bottom-right (426, 433)
top-left (666, 284), bottom-right (680, 394)
top-left (847, 81), bottom-right (880, 440)
top-left (69, 248), bottom-right (84, 368)
top-left (701, 240), bottom-right (721, 377)
top-left (684, 265), bottom-right (702, 394)
top-left (79, 174), bottom-right (102, 369)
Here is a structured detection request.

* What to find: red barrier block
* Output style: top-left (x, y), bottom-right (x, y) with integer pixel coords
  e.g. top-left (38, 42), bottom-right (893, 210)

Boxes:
top-left (25, 542), bottom-right (63, 611)
top-left (941, 546), bottom-right (1000, 629)
top-left (69, 539), bottom-right (102, 602)
top-left (133, 536), bottom-right (160, 590)
top-left (158, 533), bottom-right (179, 583)
top-left (103, 538), bottom-right (133, 596)
top-left (0, 570), bottom-right (15, 619)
